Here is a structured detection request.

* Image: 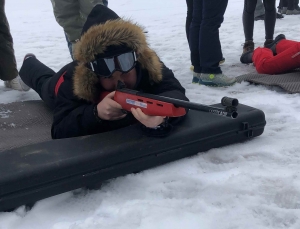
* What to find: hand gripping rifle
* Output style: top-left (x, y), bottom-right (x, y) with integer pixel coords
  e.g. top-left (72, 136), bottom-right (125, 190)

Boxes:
top-left (114, 86), bottom-right (239, 119)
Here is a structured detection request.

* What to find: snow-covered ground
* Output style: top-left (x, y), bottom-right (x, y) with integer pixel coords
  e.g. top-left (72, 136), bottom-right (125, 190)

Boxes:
top-left (1, 0), bottom-right (300, 228)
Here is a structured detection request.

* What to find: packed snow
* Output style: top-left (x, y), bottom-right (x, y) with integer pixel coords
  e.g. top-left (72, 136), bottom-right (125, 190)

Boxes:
top-left (0, 0), bottom-right (300, 228)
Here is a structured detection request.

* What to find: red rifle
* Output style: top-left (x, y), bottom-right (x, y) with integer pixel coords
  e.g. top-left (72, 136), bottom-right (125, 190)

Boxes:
top-left (114, 87), bottom-right (239, 119)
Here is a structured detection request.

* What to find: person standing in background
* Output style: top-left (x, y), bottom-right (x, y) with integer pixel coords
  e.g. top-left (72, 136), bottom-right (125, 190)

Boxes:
top-left (254, 0), bottom-right (284, 20)
top-left (186, 0), bottom-right (235, 87)
top-left (278, 0), bottom-right (300, 14)
top-left (241, 0), bottom-right (276, 58)
top-left (50, 0), bottom-right (107, 59)
top-left (0, 0), bottom-right (30, 91)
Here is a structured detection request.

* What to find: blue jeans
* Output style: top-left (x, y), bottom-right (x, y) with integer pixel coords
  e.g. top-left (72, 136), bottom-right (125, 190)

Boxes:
top-left (188, 0), bottom-right (228, 74)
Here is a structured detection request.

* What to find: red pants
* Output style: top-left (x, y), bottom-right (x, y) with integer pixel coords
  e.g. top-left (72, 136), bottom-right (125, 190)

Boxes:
top-left (252, 39), bottom-right (300, 74)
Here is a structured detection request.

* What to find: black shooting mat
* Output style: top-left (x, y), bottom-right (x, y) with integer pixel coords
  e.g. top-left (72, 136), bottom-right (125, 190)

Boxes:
top-left (0, 100), bottom-right (52, 152)
top-left (236, 70), bottom-right (300, 93)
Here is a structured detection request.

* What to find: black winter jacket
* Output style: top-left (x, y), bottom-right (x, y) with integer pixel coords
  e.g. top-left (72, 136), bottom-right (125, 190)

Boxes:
top-left (51, 61), bottom-right (188, 139)
top-left (51, 5), bottom-right (189, 139)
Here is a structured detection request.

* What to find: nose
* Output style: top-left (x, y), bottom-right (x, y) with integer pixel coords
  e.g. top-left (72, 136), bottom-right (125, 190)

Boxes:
top-left (112, 71), bottom-right (124, 89)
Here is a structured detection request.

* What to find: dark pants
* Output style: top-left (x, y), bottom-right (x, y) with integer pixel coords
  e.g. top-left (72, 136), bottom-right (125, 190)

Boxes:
top-left (243, 0), bottom-right (276, 41)
top-left (185, 0), bottom-right (193, 43)
top-left (187, 0), bottom-right (228, 74)
top-left (65, 1), bottom-right (109, 59)
top-left (0, 0), bottom-right (18, 81)
top-left (19, 58), bottom-right (56, 110)
top-left (279, 0), bottom-right (298, 9)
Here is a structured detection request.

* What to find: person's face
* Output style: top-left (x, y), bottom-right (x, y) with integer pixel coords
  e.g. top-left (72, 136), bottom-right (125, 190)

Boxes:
top-left (99, 68), bottom-right (137, 91)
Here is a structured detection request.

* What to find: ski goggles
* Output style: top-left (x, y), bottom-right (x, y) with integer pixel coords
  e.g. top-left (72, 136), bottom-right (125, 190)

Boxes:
top-left (89, 51), bottom-right (137, 78)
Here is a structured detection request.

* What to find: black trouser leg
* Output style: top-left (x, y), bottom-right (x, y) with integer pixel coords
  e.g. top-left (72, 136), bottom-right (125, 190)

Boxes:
top-left (200, 0), bottom-right (227, 74)
top-left (287, 0), bottom-right (295, 9)
top-left (189, 0), bottom-right (203, 73)
top-left (282, 0), bottom-right (288, 7)
top-left (243, 0), bottom-right (257, 41)
top-left (185, 0), bottom-right (193, 43)
top-left (19, 58), bottom-right (56, 109)
top-left (263, 0), bottom-right (276, 40)
top-left (189, 0), bottom-right (227, 74)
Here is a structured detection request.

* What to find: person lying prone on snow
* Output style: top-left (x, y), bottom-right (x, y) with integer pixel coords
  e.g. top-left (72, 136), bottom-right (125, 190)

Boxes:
top-left (240, 34), bottom-right (300, 75)
top-left (18, 5), bottom-right (188, 139)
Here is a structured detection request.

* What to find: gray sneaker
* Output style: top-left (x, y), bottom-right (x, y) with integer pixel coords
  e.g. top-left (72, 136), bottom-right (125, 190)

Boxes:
top-left (286, 9), bottom-right (300, 14)
top-left (192, 72), bottom-right (201, 84)
top-left (4, 75), bottom-right (30, 91)
top-left (281, 7), bottom-right (288, 14)
top-left (199, 73), bottom-right (236, 87)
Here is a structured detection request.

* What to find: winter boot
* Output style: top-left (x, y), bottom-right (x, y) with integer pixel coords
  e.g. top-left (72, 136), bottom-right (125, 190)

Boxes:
top-left (264, 39), bottom-right (274, 48)
top-left (199, 73), bottom-right (236, 87)
top-left (4, 75), bottom-right (30, 91)
top-left (286, 9), bottom-right (300, 14)
top-left (240, 50), bottom-right (254, 64)
top-left (281, 7), bottom-right (288, 14)
top-left (264, 34), bottom-right (286, 55)
top-left (192, 71), bottom-right (201, 84)
top-left (276, 13), bottom-right (284, 19)
top-left (242, 40), bottom-right (254, 54)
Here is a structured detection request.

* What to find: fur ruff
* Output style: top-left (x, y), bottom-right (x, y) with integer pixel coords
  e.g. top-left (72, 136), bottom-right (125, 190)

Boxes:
top-left (73, 19), bottom-right (162, 103)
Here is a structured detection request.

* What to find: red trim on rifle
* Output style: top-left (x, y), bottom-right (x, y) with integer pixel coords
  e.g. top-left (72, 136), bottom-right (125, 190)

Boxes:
top-left (114, 90), bottom-right (186, 117)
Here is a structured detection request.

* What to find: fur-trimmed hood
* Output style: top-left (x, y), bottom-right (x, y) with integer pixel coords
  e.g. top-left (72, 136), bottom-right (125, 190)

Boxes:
top-left (72, 6), bottom-right (163, 103)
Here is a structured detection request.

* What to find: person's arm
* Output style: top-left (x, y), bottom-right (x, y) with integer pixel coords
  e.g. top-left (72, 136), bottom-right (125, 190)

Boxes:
top-left (0, 2), bottom-right (18, 81)
top-left (51, 76), bottom-right (105, 139)
top-left (51, 73), bottom-right (134, 139)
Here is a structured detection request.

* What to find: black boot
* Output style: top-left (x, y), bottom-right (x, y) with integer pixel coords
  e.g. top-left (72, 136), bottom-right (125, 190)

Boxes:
top-left (240, 50), bottom-right (253, 64)
top-left (264, 34), bottom-right (286, 55)
top-left (242, 40), bottom-right (254, 54)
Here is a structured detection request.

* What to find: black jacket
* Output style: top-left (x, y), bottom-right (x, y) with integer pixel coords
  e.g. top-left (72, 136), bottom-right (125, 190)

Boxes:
top-left (51, 61), bottom-right (188, 139)
top-left (51, 5), bottom-right (188, 139)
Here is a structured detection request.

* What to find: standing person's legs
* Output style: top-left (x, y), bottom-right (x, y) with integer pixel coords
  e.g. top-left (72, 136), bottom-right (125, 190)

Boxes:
top-left (286, 0), bottom-right (300, 13)
top-left (0, 0), bottom-right (18, 81)
top-left (200, 0), bottom-right (228, 74)
top-left (189, 0), bottom-right (203, 75)
top-left (278, 0), bottom-right (283, 9)
top-left (278, 0), bottom-right (287, 12)
top-left (65, 33), bottom-right (74, 60)
top-left (242, 0), bottom-right (257, 53)
top-left (197, 0), bottom-right (235, 86)
top-left (185, 0), bottom-right (193, 43)
top-left (263, 0), bottom-right (276, 46)
top-left (19, 57), bottom-right (56, 109)
top-left (243, 0), bottom-right (257, 41)
top-left (287, 0), bottom-right (295, 10)
top-left (295, 0), bottom-right (300, 10)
